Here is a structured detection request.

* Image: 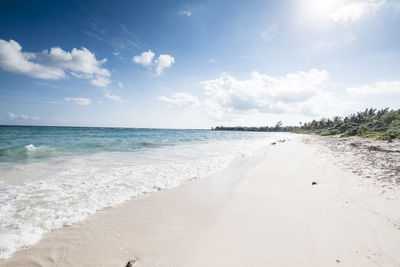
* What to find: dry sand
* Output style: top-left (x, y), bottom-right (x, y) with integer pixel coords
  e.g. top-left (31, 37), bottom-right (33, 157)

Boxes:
top-left (1, 135), bottom-right (400, 267)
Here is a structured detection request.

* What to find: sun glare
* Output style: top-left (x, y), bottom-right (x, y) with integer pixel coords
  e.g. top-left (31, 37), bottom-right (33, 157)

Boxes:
top-left (301, 0), bottom-right (346, 19)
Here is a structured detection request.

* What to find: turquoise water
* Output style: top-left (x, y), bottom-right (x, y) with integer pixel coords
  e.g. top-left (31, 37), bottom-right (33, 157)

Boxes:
top-left (0, 126), bottom-right (267, 162)
top-left (0, 126), bottom-right (285, 259)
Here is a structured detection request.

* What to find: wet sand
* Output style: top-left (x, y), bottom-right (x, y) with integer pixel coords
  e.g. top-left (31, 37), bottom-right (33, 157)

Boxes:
top-left (1, 135), bottom-right (400, 267)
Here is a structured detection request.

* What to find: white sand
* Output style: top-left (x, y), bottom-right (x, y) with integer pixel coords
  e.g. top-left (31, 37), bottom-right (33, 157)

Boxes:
top-left (1, 135), bottom-right (400, 267)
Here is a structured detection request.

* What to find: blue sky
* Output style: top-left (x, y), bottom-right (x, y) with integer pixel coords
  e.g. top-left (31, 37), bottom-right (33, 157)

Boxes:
top-left (1, 0), bottom-right (400, 128)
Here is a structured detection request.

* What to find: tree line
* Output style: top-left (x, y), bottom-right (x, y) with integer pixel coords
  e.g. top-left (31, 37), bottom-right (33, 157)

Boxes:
top-left (212, 108), bottom-right (400, 140)
top-left (212, 121), bottom-right (296, 132)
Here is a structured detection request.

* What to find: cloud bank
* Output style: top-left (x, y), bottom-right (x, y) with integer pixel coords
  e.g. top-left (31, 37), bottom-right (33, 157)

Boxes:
top-left (200, 69), bottom-right (331, 116)
top-left (0, 39), bottom-right (111, 87)
top-left (159, 68), bottom-right (400, 120)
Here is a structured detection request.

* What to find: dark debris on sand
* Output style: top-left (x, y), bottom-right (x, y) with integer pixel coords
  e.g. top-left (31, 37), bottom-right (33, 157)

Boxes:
top-left (310, 136), bottom-right (400, 186)
top-left (126, 258), bottom-right (137, 267)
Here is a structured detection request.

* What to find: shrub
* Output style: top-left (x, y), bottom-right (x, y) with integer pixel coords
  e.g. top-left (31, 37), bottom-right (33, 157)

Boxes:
top-left (381, 128), bottom-right (400, 140)
top-left (341, 127), bottom-right (359, 137)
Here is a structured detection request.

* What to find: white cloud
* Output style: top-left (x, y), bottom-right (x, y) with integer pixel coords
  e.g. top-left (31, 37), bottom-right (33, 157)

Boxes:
top-left (200, 69), bottom-right (330, 116)
top-left (260, 23), bottom-right (279, 42)
top-left (158, 92), bottom-right (200, 107)
top-left (346, 81), bottom-right (400, 95)
top-left (132, 50), bottom-right (155, 66)
top-left (112, 50), bottom-right (120, 56)
top-left (0, 40), bottom-right (65, 79)
top-left (0, 39), bottom-right (111, 86)
top-left (90, 76), bottom-right (111, 87)
top-left (155, 55), bottom-right (175, 76)
top-left (7, 112), bottom-right (40, 120)
top-left (329, 0), bottom-right (386, 24)
top-left (118, 82), bottom-right (124, 88)
top-left (132, 50), bottom-right (174, 76)
top-left (8, 112), bottom-right (17, 120)
top-left (158, 68), bottom-right (400, 121)
top-left (104, 90), bottom-right (127, 103)
top-left (156, 69), bottom-right (338, 118)
top-left (65, 97), bottom-right (92, 105)
top-left (209, 59), bottom-right (216, 63)
top-left (179, 10), bottom-right (192, 17)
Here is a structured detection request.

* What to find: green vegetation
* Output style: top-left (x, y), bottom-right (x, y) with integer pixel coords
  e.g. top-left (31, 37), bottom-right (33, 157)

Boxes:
top-left (212, 121), bottom-right (296, 132)
top-left (298, 108), bottom-right (400, 140)
top-left (212, 108), bottom-right (400, 140)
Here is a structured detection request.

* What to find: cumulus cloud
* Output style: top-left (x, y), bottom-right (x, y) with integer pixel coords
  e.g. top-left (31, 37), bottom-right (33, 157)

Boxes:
top-left (200, 69), bottom-right (330, 115)
top-left (0, 39), bottom-right (111, 86)
top-left (118, 82), bottom-right (124, 88)
top-left (65, 97), bottom-right (92, 105)
top-left (157, 68), bottom-right (400, 121)
top-left (329, 0), bottom-right (386, 24)
top-left (158, 92), bottom-right (200, 107)
top-left (132, 50), bottom-right (174, 76)
top-left (132, 50), bottom-right (155, 66)
top-left (104, 90), bottom-right (127, 103)
top-left (0, 40), bottom-right (65, 79)
top-left (155, 55), bottom-right (175, 76)
top-left (157, 69), bottom-right (358, 119)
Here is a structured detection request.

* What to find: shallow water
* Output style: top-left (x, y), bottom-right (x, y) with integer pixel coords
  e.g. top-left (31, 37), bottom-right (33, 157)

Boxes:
top-left (0, 126), bottom-right (283, 259)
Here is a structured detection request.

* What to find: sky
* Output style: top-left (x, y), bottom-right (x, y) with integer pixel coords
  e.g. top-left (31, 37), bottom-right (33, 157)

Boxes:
top-left (1, 0), bottom-right (400, 128)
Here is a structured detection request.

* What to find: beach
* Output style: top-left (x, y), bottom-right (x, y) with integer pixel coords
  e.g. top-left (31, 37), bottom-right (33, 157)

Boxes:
top-left (1, 134), bottom-right (399, 266)
top-left (2, 0), bottom-right (400, 265)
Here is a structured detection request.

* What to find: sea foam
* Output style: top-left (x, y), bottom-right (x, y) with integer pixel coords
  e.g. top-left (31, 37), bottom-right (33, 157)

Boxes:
top-left (0, 129), bottom-right (285, 259)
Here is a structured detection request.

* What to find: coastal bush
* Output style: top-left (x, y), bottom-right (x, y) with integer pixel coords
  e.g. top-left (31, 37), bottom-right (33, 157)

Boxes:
top-left (367, 120), bottom-right (386, 132)
top-left (320, 129), bottom-right (339, 136)
top-left (301, 108), bottom-right (400, 140)
top-left (341, 127), bottom-right (359, 137)
top-left (357, 126), bottom-right (368, 136)
top-left (381, 120), bottom-right (400, 140)
top-left (212, 107), bottom-right (400, 140)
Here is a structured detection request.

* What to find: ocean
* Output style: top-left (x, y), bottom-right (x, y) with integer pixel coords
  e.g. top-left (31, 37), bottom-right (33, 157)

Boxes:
top-left (0, 126), bottom-right (281, 259)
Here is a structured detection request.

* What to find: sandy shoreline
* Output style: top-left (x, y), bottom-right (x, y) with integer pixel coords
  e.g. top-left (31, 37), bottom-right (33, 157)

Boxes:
top-left (1, 135), bottom-right (400, 266)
